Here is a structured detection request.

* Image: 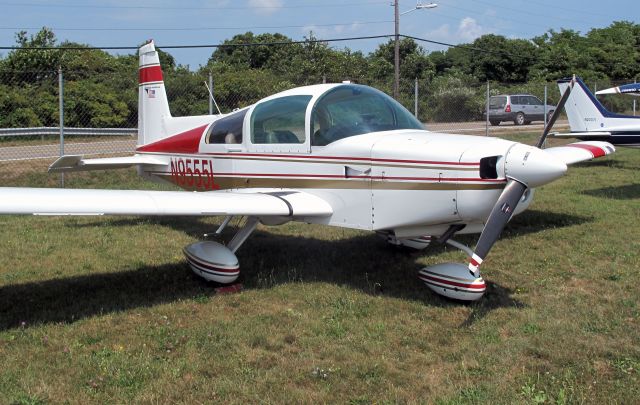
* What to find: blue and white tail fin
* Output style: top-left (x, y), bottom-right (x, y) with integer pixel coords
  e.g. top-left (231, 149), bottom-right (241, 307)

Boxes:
top-left (137, 41), bottom-right (220, 147)
top-left (558, 77), bottom-right (640, 133)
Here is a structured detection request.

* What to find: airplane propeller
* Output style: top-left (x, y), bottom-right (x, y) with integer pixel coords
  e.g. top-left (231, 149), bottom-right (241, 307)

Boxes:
top-left (467, 179), bottom-right (526, 275)
top-left (467, 78), bottom-right (577, 276)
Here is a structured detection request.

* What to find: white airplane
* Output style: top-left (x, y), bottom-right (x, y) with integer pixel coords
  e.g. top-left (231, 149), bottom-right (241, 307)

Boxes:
top-left (554, 77), bottom-right (640, 148)
top-left (0, 42), bottom-right (615, 301)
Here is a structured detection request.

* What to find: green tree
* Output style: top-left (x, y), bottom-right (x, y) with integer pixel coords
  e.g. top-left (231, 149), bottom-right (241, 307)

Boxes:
top-left (3, 27), bottom-right (61, 82)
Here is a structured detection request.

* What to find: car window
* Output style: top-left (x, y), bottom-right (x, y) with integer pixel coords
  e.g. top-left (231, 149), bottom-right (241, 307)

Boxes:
top-left (489, 96), bottom-right (506, 109)
top-left (528, 96), bottom-right (543, 105)
top-left (250, 95), bottom-right (311, 144)
top-left (511, 96), bottom-right (521, 105)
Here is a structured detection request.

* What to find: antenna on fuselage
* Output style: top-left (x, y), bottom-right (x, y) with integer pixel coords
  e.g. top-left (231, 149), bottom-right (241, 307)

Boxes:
top-left (204, 80), bottom-right (223, 115)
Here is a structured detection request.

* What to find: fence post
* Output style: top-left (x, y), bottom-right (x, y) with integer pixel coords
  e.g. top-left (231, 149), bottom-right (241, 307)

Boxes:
top-left (485, 81), bottom-right (490, 137)
top-left (58, 67), bottom-right (65, 188)
top-left (208, 72), bottom-right (213, 115)
top-left (544, 84), bottom-right (548, 125)
top-left (414, 77), bottom-right (418, 118)
top-left (634, 78), bottom-right (637, 116)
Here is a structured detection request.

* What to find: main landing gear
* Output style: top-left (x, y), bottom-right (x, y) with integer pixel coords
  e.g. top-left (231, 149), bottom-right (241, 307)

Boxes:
top-left (183, 216), bottom-right (258, 284)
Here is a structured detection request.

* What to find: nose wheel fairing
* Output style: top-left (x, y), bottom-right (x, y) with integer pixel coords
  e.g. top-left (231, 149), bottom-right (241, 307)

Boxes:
top-left (419, 263), bottom-right (486, 301)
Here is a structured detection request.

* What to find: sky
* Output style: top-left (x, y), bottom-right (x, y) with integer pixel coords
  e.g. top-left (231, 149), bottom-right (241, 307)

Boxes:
top-left (0, 0), bottom-right (638, 69)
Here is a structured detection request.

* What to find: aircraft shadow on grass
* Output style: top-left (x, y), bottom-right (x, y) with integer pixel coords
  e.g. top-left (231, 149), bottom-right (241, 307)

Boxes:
top-left (573, 158), bottom-right (640, 171)
top-left (0, 209), bottom-right (589, 331)
top-left (582, 183), bottom-right (640, 200)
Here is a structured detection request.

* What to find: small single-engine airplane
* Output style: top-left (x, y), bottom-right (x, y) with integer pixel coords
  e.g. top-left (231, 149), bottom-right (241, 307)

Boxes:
top-left (0, 42), bottom-right (615, 301)
top-left (552, 77), bottom-right (640, 148)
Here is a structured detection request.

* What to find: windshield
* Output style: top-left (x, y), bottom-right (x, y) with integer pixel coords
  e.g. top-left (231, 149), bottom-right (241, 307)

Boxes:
top-left (490, 96), bottom-right (507, 109)
top-left (311, 85), bottom-right (423, 146)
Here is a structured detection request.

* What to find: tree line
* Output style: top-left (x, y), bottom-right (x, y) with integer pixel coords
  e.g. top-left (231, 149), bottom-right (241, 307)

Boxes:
top-left (1, 21), bottom-right (638, 129)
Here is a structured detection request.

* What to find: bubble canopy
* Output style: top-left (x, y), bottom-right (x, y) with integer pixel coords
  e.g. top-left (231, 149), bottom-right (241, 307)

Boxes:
top-left (311, 84), bottom-right (424, 146)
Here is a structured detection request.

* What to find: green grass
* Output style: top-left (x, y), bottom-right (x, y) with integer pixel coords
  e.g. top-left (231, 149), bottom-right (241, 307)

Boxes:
top-left (0, 136), bottom-right (638, 403)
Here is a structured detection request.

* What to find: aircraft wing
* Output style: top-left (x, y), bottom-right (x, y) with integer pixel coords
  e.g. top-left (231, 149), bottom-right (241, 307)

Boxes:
top-left (0, 188), bottom-right (333, 217)
top-left (544, 141), bottom-right (615, 165)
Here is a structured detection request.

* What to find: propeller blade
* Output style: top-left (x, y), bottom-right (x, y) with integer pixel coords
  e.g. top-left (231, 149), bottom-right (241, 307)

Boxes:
top-left (468, 179), bottom-right (527, 275)
top-left (536, 75), bottom-right (576, 149)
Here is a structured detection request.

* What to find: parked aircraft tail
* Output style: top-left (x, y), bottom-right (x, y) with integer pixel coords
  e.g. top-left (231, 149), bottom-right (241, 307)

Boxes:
top-left (558, 77), bottom-right (640, 133)
top-left (138, 41), bottom-right (171, 146)
top-left (137, 40), bottom-right (219, 147)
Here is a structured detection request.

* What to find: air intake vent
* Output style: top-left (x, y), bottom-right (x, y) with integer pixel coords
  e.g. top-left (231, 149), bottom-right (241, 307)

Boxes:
top-left (479, 156), bottom-right (499, 179)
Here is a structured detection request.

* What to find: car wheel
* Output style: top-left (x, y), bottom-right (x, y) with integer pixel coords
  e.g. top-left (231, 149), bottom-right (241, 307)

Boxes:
top-left (524, 120), bottom-right (532, 125)
top-left (546, 111), bottom-right (555, 123)
top-left (514, 112), bottom-right (525, 126)
top-left (490, 120), bottom-right (500, 126)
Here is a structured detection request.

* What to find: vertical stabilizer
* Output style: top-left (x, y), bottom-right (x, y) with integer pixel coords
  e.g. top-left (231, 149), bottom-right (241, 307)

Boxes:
top-left (138, 41), bottom-right (171, 146)
top-left (559, 78), bottom-right (604, 132)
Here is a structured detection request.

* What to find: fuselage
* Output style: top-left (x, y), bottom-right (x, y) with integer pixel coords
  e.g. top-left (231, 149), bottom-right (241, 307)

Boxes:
top-left (135, 127), bottom-right (535, 238)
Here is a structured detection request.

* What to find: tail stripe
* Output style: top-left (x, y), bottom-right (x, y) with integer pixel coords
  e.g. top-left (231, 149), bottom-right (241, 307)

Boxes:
top-left (139, 65), bottom-right (163, 85)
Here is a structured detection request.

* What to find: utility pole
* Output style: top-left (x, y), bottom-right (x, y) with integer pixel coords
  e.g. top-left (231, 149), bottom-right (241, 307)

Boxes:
top-left (394, 0), bottom-right (400, 100)
top-left (393, 2), bottom-right (438, 100)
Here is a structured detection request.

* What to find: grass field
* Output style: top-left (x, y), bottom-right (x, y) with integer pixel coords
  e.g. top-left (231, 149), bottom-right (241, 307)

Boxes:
top-left (0, 135), bottom-right (638, 404)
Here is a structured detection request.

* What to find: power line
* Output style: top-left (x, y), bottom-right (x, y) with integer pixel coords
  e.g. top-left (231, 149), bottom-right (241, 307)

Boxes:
top-left (0, 33), bottom-right (634, 71)
top-left (0, 1), bottom-right (389, 10)
top-left (472, 0), bottom-right (606, 26)
top-left (0, 20), bottom-right (392, 32)
top-left (402, 34), bottom-right (524, 59)
top-left (0, 34), bottom-right (395, 51)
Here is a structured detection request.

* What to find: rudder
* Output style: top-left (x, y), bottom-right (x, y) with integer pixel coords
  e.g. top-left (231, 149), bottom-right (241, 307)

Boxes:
top-left (138, 41), bottom-right (172, 146)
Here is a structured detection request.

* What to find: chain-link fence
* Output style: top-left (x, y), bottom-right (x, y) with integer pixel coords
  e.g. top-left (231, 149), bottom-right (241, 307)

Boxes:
top-left (1, 66), bottom-right (637, 187)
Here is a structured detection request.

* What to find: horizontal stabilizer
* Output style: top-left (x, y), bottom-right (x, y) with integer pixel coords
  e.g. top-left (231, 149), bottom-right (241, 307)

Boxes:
top-left (0, 188), bottom-right (333, 217)
top-left (544, 141), bottom-right (615, 165)
top-left (48, 155), bottom-right (167, 173)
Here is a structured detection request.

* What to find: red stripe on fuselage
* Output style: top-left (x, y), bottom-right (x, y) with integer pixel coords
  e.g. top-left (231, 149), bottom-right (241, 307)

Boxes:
top-left (136, 125), bottom-right (208, 154)
top-left (139, 65), bottom-right (163, 84)
top-left (205, 172), bottom-right (504, 182)
top-left (205, 152), bottom-right (479, 166)
top-left (566, 143), bottom-right (606, 158)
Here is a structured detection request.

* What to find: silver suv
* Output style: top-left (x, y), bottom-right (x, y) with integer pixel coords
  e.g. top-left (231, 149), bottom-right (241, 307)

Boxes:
top-left (487, 94), bottom-right (555, 126)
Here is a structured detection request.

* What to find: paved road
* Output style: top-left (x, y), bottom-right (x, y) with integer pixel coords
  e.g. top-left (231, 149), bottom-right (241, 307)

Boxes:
top-left (0, 120), bottom-right (569, 162)
top-left (0, 139), bottom-right (137, 163)
top-left (428, 119), bottom-right (569, 134)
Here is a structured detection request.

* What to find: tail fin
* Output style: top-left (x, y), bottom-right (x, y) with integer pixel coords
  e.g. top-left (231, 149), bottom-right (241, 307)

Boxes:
top-left (138, 41), bottom-right (172, 146)
top-left (558, 77), bottom-right (606, 132)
